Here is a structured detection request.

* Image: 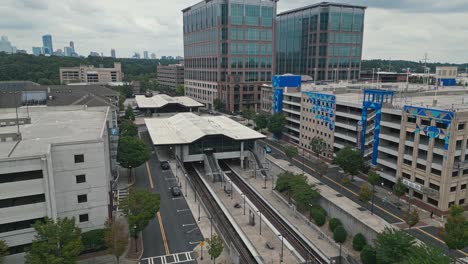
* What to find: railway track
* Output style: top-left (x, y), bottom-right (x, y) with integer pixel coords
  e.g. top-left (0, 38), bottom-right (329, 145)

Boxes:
top-left (219, 161), bottom-right (329, 264)
top-left (184, 163), bottom-right (258, 264)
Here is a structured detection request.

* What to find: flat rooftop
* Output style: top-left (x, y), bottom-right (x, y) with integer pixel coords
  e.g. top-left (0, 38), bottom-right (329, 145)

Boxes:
top-left (135, 94), bottom-right (204, 109)
top-left (0, 106), bottom-right (108, 159)
top-left (145, 113), bottom-right (266, 145)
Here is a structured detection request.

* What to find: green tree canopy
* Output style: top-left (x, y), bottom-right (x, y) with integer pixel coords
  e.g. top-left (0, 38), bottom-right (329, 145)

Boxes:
top-left (25, 218), bottom-right (82, 264)
top-left (358, 184), bottom-right (372, 203)
top-left (360, 245), bottom-right (376, 264)
top-left (207, 235), bottom-right (224, 263)
top-left (335, 146), bottom-right (363, 179)
top-left (213, 98), bottom-right (225, 112)
top-left (443, 205), bottom-right (468, 251)
top-left (104, 219), bottom-right (128, 263)
top-left (254, 113), bottom-right (269, 130)
top-left (267, 113), bottom-right (286, 134)
top-left (121, 189), bottom-right (160, 235)
top-left (309, 136), bottom-right (327, 157)
top-left (120, 119), bottom-right (138, 138)
top-left (404, 208), bottom-right (420, 229)
top-left (117, 137), bottom-right (150, 169)
top-left (333, 226), bottom-right (348, 243)
top-left (0, 239), bottom-right (8, 264)
top-left (352, 233), bottom-right (367, 251)
top-left (401, 244), bottom-right (451, 264)
top-left (176, 84), bottom-right (185, 96)
top-left (283, 145), bottom-right (299, 162)
top-left (367, 170), bottom-right (380, 186)
top-left (374, 227), bottom-right (416, 264)
top-left (393, 177), bottom-right (407, 198)
top-left (124, 105), bottom-right (135, 121)
top-left (292, 183), bottom-right (320, 211)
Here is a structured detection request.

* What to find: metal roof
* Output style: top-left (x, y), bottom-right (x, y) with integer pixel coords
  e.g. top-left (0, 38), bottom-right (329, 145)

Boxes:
top-left (145, 113), bottom-right (266, 145)
top-left (135, 94), bottom-right (204, 109)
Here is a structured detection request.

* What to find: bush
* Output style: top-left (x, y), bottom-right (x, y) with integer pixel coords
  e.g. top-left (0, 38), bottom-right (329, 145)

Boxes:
top-left (329, 218), bottom-right (342, 232)
top-left (81, 229), bottom-right (106, 253)
top-left (360, 245), bottom-right (377, 264)
top-left (352, 233), bottom-right (367, 251)
top-left (311, 204), bottom-right (327, 217)
top-left (333, 226), bottom-right (348, 243)
top-left (312, 211), bottom-right (326, 227)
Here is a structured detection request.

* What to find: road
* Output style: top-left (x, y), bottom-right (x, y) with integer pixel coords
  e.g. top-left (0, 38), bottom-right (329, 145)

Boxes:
top-left (135, 129), bottom-right (202, 261)
top-left (258, 139), bottom-right (468, 259)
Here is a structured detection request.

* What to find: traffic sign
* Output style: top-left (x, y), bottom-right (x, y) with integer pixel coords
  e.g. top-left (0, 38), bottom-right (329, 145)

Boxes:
top-left (200, 241), bottom-right (205, 247)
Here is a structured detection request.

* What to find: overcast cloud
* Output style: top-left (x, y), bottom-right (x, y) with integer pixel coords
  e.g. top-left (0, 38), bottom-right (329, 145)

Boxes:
top-left (1, 0), bottom-right (467, 63)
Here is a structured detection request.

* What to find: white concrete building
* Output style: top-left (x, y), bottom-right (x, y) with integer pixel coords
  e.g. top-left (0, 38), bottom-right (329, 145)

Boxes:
top-left (0, 106), bottom-right (115, 263)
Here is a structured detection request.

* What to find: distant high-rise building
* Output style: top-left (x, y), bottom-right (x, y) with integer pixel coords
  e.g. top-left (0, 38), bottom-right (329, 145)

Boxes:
top-left (64, 46), bottom-right (73, 57)
top-left (111, 49), bottom-right (116, 58)
top-left (157, 64), bottom-right (185, 90)
top-left (150, 53), bottom-right (156, 59)
top-left (32, 46), bottom-right (43, 56)
top-left (42, 34), bottom-right (53, 56)
top-left (143, 51), bottom-right (149, 59)
top-left (133, 52), bottom-right (141, 59)
top-left (69, 41), bottom-right (74, 50)
top-left (54, 49), bottom-right (64, 56)
top-left (0, 36), bottom-right (17, 54)
top-left (60, 62), bottom-right (123, 84)
top-left (276, 3), bottom-right (366, 81)
top-left (176, 56), bottom-right (184, 60)
top-left (89, 51), bottom-right (100, 57)
top-left (183, 0), bottom-right (277, 111)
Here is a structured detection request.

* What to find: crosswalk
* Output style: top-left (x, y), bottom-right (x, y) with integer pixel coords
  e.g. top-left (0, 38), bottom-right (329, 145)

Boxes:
top-left (140, 251), bottom-right (196, 264)
top-left (116, 188), bottom-right (129, 213)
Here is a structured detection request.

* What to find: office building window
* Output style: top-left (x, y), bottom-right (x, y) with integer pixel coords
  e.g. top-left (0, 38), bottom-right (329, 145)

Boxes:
top-left (460, 199), bottom-right (465, 205)
top-left (76, 174), bottom-right (86, 183)
top-left (77, 194), bottom-right (87, 203)
top-left (79, 214), bottom-right (89, 223)
top-left (461, 184), bottom-right (467, 190)
top-left (74, 154), bottom-right (84, 163)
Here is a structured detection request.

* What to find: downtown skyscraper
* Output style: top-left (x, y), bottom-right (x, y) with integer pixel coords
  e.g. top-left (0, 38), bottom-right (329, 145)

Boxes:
top-left (42, 34), bottom-right (53, 56)
top-left (182, 0), bottom-right (276, 112)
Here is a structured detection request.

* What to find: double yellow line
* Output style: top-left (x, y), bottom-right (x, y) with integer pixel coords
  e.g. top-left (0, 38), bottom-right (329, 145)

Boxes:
top-left (157, 211), bottom-right (170, 255)
top-left (145, 161), bottom-right (154, 189)
top-left (268, 142), bottom-right (468, 257)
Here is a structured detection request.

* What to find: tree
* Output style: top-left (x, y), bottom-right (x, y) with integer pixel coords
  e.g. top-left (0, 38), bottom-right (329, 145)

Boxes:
top-left (360, 245), bottom-right (376, 264)
top-left (358, 184), bottom-right (372, 203)
top-left (254, 113), bottom-right (269, 131)
top-left (267, 113), bottom-right (286, 135)
top-left (402, 244), bottom-right (451, 264)
top-left (329, 218), bottom-right (342, 232)
top-left (404, 208), bottom-right (420, 229)
top-left (119, 119), bottom-right (138, 138)
top-left (442, 205), bottom-right (468, 258)
top-left (352, 233), bottom-right (367, 251)
top-left (333, 226), bottom-right (348, 243)
top-left (213, 98), bottom-right (224, 112)
top-left (367, 170), bottom-right (380, 214)
top-left (335, 146), bottom-right (363, 180)
top-left (176, 84), bottom-right (185, 96)
top-left (283, 145), bottom-right (298, 164)
top-left (117, 137), bottom-right (150, 177)
top-left (292, 183), bottom-right (320, 211)
top-left (393, 177), bottom-right (407, 201)
top-left (25, 217), bottom-right (82, 264)
top-left (374, 227), bottom-right (416, 264)
top-left (309, 136), bottom-right (327, 157)
top-left (124, 105), bottom-right (135, 121)
top-left (311, 210), bottom-right (326, 226)
top-left (207, 235), bottom-right (224, 263)
top-left (104, 219), bottom-right (129, 263)
top-left (0, 240), bottom-right (8, 264)
top-left (121, 189), bottom-right (160, 235)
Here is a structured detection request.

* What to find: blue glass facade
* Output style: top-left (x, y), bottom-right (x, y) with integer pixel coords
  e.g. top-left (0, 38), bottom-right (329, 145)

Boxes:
top-left (42, 35), bottom-right (53, 56)
top-left (276, 3), bottom-right (365, 81)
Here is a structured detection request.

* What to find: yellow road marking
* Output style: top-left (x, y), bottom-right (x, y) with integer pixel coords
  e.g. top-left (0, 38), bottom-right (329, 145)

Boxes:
top-left (157, 211), bottom-right (170, 255)
top-left (146, 161), bottom-right (154, 189)
top-left (267, 142), bottom-right (468, 257)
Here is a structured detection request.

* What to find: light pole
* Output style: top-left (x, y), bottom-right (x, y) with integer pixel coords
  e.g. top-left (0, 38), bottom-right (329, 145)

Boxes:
top-left (133, 224), bottom-right (138, 253)
top-left (184, 173), bottom-right (188, 197)
top-left (230, 180), bottom-right (233, 200)
top-left (257, 210), bottom-right (262, 235)
top-left (198, 203), bottom-right (201, 222)
top-left (278, 234), bottom-right (284, 263)
top-left (210, 215), bottom-right (213, 239)
top-left (242, 193), bottom-right (246, 215)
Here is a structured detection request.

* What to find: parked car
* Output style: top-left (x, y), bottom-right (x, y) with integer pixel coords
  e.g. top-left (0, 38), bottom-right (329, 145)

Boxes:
top-left (171, 186), bottom-right (181, 197)
top-left (264, 146), bottom-right (272, 153)
top-left (160, 161), bottom-right (170, 170)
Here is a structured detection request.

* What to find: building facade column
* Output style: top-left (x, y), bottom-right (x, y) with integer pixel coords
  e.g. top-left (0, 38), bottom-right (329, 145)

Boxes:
top-left (240, 141), bottom-right (244, 169)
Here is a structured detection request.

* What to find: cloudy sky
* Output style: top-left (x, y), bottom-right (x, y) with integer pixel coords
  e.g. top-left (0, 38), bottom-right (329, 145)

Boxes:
top-left (1, 0), bottom-right (467, 63)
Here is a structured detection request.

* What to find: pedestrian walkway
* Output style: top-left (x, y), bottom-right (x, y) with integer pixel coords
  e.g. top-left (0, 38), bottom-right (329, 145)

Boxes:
top-left (140, 251), bottom-right (196, 264)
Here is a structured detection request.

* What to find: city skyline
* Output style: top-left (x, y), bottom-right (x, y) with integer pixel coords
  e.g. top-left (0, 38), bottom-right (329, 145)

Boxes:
top-left (1, 0), bottom-right (467, 62)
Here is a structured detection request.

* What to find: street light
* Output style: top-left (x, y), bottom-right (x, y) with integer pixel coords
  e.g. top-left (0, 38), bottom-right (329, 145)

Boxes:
top-left (242, 193), bottom-right (246, 215)
top-left (278, 234), bottom-right (284, 263)
top-left (133, 224), bottom-right (138, 253)
top-left (184, 173), bottom-right (188, 197)
top-left (257, 210), bottom-right (262, 235)
top-left (198, 203), bottom-right (201, 222)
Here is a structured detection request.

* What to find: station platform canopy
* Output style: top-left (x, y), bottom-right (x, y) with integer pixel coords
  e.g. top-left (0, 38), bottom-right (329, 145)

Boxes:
top-left (145, 113), bottom-right (266, 146)
top-left (135, 94), bottom-right (204, 109)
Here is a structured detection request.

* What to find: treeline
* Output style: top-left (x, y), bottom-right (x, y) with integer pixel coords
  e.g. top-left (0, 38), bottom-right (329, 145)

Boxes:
top-left (361, 59), bottom-right (468, 73)
top-left (0, 52), bottom-right (179, 85)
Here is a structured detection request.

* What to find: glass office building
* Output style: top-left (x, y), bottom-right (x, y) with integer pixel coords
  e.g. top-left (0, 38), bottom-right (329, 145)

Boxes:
top-left (276, 3), bottom-right (366, 81)
top-left (183, 0), bottom-right (277, 112)
top-left (42, 34), bottom-right (53, 56)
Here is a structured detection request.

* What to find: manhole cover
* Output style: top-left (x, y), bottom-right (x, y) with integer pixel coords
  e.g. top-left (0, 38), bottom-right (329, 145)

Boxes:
top-left (336, 194), bottom-right (344, 197)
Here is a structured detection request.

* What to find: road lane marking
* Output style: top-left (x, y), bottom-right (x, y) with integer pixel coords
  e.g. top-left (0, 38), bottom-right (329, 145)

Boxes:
top-left (172, 197), bottom-right (183, 200)
top-left (189, 241), bottom-right (202, 245)
top-left (185, 227), bottom-right (198, 234)
top-left (146, 161), bottom-right (154, 189)
top-left (266, 141), bottom-right (468, 257)
top-left (177, 209), bottom-right (190, 213)
top-left (182, 223), bottom-right (196, 227)
top-left (157, 211), bottom-right (170, 255)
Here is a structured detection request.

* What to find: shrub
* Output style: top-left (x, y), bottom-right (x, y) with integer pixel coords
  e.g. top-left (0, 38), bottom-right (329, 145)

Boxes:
top-left (312, 211), bottom-right (326, 227)
top-left (352, 233), bottom-right (367, 251)
top-left (360, 245), bottom-right (377, 264)
top-left (81, 229), bottom-right (106, 253)
top-left (333, 226), bottom-right (348, 243)
top-left (311, 204), bottom-right (327, 217)
top-left (329, 218), bottom-right (342, 232)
